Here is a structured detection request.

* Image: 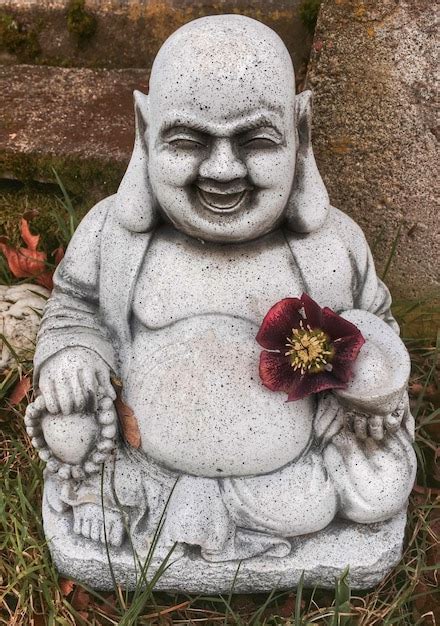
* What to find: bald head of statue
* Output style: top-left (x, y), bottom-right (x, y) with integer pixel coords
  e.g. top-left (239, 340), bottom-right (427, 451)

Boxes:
top-left (118, 15), bottom-right (329, 240)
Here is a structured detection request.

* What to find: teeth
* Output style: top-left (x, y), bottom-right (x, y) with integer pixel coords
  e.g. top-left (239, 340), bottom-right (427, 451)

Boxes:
top-left (197, 188), bottom-right (246, 211)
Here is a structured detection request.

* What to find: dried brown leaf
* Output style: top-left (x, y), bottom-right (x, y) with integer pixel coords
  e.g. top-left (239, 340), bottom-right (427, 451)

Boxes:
top-left (59, 577), bottom-right (75, 596)
top-left (72, 587), bottom-right (91, 611)
top-left (114, 395), bottom-right (141, 449)
top-left (9, 376), bottom-right (31, 405)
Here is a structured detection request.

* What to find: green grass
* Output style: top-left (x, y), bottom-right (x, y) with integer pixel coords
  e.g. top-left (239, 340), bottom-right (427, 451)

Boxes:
top-left (0, 184), bottom-right (439, 624)
top-left (1, 306), bottom-right (438, 625)
top-left (0, 179), bottom-right (89, 252)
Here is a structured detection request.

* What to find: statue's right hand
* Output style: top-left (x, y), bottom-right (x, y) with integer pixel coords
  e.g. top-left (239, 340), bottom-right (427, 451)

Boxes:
top-left (38, 347), bottom-right (116, 415)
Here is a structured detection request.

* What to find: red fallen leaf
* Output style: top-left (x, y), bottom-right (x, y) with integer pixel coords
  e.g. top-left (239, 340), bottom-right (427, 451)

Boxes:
top-left (35, 272), bottom-right (54, 290)
top-left (277, 592), bottom-right (296, 618)
top-left (413, 580), bottom-right (440, 624)
top-left (72, 586), bottom-right (91, 611)
top-left (20, 218), bottom-right (40, 250)
top-left (59, 577), bottom-right (75, 596)
top-left (115, 395), bottom-right (142, 449)
top-left (99, 593), bottom-right (118, 617)
top-left (9, 376), bottom-right (31, 405)
top-left (0, 219), bottom-right (64, 290)
top-left (409, 382), bottom-right (424, 396)
top-left (0, 219), bottom-right (46, 277)
top-left (425, 421), bottom-right (440, 443)
top-left (53, 246), bottom-right (65, 264)
top-left (410, 382), bottom-right (439, 401)
top-left (412, 484), bottom-right (440, 496)
top-left (78, 612), bottom-right (89, 621)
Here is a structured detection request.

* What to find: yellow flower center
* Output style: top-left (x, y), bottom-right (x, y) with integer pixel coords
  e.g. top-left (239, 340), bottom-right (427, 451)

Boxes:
top-left (285, 320), bottom-right (334, 375)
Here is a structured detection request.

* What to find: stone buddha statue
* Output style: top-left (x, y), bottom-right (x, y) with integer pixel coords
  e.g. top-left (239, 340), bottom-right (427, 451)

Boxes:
top-left (27, 15), bottom-right (416, 591)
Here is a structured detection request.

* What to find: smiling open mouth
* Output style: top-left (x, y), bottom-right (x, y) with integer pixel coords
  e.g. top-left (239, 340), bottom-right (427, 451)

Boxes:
top-left (196, 186), bottom-right (250, 213)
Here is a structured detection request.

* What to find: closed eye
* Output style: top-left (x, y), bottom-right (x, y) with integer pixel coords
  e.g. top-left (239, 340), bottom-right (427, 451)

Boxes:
top-left (162, 126), bottom-right (209, 151)
top-left (168, 137), bottom-right (207, 150)
top-left (241, 137), bottom-right (279, 149)
top-left (238, 126), bottom-right (282, 149)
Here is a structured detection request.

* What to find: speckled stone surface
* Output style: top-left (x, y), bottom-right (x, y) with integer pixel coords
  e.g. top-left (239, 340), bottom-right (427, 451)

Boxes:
top-left (28, 15), bottom-right (417, 592)
top-left (307, 0), bottom-right (439, 298)
top-left (45, 503), bottom-right (407, 592)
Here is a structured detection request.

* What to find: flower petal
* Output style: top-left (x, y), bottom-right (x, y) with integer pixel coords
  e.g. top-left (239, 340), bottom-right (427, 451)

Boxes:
top-left (300, 293), bottom-right (323, 328)
top-left (330, 344), bottom-right (363, 384)
top-left (332, 334), bottom-right (365, 362)
top-left (259, 351), bottom-right (297, 393)
top-left (287, 371), bottom-right (347, 401)
top-left (256, 298), bottom-right (303, 350)
top-left (321, 307), bottom-right (363, 341)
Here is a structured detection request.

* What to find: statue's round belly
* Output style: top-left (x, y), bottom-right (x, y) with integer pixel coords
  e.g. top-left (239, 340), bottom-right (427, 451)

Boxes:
top-left (125, 315), bottom-right (314, 477)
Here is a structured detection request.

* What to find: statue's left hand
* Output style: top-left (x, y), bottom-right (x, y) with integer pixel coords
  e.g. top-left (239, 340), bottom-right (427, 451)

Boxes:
top-left (351, 411), bottom-right (404, 442)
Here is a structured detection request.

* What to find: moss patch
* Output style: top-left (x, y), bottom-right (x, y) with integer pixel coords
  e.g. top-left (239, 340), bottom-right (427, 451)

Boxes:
top-left (0, 10), bottom-right (40, 62)
top-left (0, 150), bottom-right (124, 203)
top-left (0, 181), bottom-right (89, 252)
top-left (66, 0), bottom-right (97, 43)
top-left (299, 0), bottom-right (322, 33)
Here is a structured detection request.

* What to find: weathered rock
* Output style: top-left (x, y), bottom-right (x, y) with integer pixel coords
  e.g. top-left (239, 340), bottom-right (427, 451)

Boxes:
top-left (307, 0), bottom-right (439, 298)
top-left (0, 283), bottom-right (49, 369)
top-left (0, 65), bottom-right (147, 197)
top-left (1, 0), bottom-right (312, 74)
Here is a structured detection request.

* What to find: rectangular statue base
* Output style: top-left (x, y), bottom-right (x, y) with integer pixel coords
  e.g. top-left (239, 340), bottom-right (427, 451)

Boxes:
top-left (43, 501), bottom-right (407, 592)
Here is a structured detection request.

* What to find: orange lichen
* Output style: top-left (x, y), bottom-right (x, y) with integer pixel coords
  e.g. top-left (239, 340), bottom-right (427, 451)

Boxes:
top-left (329, 137), bottom-right (353, 155)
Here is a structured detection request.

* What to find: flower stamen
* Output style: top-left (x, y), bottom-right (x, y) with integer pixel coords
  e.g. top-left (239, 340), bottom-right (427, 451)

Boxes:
top-left (285, 326), bottom-right (334, 375)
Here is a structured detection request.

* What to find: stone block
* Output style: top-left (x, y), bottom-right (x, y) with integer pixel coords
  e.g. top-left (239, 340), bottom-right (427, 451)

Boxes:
top-left (1, 0), bottom-right (312, 74)
top-left (307, 0), bottom-right (439, 298)
top-left (45, 503), bottom-right (408, 591)
top-left (0, 64), bottom-right (147, 197)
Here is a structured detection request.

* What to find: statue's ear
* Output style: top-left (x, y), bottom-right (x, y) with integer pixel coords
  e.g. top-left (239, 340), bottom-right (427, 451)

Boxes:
top-left (284, 90), bottom-right (330, 233)
top-left (115, 90), bottom-right (159, 232)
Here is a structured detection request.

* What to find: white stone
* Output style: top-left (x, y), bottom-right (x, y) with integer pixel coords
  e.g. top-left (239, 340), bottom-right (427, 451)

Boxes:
top-left (0, 283), bottom-right (49, 370)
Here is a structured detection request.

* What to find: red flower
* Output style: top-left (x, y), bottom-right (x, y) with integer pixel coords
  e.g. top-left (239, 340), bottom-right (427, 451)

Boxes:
top-left (0, 219), bottom-right (64, 290)
top-left (256, 293), bottom-right (365, 401)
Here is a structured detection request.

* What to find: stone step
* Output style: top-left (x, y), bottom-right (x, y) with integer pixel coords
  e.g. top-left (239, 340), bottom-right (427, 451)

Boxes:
top-left (0, 0), bottom-right (312, 71)
top-left (0, 64), bottom-right (147, 198)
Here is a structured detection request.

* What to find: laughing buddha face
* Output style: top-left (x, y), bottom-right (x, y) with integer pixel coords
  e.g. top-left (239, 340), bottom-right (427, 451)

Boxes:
top-left (143, 15), bottom-right (298, 243)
